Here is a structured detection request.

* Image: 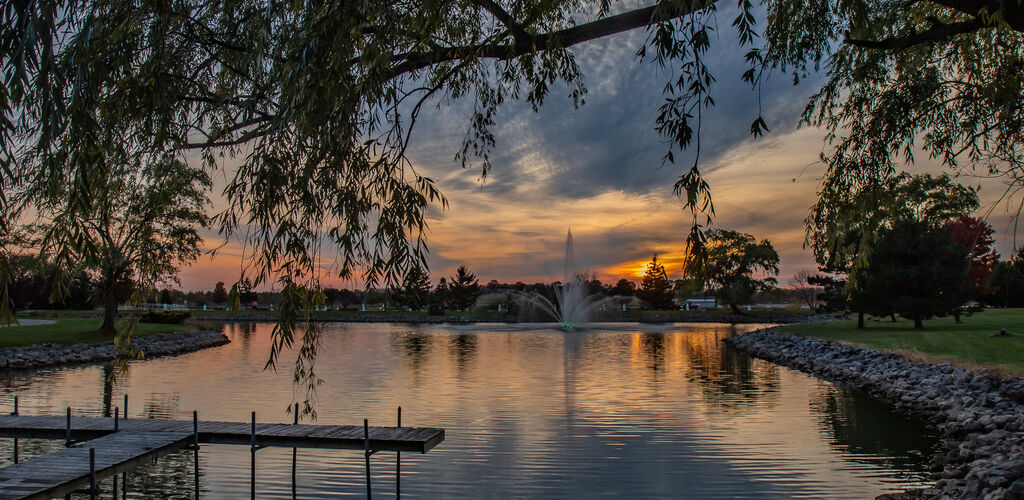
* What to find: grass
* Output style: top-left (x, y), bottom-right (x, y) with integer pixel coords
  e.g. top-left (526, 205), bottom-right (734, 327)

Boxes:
top-left (0, 318), bottom-right (187, 349)
top-left (778, 309), bottom-right (1024, 375)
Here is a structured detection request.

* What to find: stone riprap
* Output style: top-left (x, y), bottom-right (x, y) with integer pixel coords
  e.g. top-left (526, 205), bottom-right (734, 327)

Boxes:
top-left (726, 328), bottom-right (1024, 500)
top-left (0, 330), bottom-right (229, 370)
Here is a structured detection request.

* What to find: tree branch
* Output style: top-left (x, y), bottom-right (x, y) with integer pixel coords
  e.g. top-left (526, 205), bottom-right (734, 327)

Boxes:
top-left (473, 0), bottom-right (533, 43)
top-left (844, 17), bottom-right (987, 50)
top-left (388, 1), bottom-right (716, 78)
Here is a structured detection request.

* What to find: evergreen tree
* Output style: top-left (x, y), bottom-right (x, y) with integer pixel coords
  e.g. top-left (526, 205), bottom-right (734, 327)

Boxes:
top-left (859, 220), bottom-right (971, 329)
top-left (430, 278), bottom-right (451, 315)
top-left (400, 265), bottom-right (431, 310)
top-left (637, 254), bottom-right (675, 310)
top-left (211, 282), bottom-right (229, 305)
top-left (448, 266), bottom-right (481, 311)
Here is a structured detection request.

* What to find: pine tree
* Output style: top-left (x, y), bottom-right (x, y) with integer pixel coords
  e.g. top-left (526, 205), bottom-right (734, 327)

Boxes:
top-left (638, 254), bottom-right (675, 310)
top-left (448, 266), bottom-right (481, 311)
top-left (400, 265), bottom-right (431, 310)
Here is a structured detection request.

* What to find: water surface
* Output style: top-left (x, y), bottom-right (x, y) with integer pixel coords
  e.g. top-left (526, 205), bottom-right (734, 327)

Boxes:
top-left (0, 322), bottom-right (938, 498)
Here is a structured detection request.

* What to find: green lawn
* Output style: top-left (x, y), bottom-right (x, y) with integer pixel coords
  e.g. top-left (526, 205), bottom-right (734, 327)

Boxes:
top-left (778, 309), bottom-right (1024, 375)
top-left (0, 318), bottom-right (186, 349)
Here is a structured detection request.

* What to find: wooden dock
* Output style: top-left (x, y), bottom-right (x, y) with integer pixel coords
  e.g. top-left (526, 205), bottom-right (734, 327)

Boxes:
top-left (0, 409), bottom-right (444, 499)
top-left (0, 415), bottom-right (444, 453)
top-left (0, 431), bottom-right (191, 499)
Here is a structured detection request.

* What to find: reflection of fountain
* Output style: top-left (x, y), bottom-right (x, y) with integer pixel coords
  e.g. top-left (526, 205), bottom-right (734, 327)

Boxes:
top-left (516, 229), bottom-right (610, 329)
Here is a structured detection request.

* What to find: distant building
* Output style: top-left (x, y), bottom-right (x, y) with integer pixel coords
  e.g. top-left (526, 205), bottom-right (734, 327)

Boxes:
top-left (684, 297), bottom-right (717, 310)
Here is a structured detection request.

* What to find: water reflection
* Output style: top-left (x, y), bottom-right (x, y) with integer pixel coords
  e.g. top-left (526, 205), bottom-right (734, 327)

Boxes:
top-left (0, 323), bottom-right (938, 498)
top-left (810, 384), bottom-right (940, 474)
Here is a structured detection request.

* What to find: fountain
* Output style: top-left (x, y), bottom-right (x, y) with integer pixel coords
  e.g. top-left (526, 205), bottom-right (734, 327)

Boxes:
top-left (515, 229), bottom-right (611, 329)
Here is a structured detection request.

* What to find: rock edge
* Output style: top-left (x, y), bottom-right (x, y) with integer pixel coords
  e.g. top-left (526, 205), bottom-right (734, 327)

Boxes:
top-left (726, 328), bottom-right (1024, 500)
top-left (0, 330), bottom-right (230, 370)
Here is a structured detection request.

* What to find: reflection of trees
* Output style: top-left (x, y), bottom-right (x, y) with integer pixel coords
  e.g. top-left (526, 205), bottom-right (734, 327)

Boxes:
top-left (638, 333), bottom-right (665, 374)
top-left (94, 449), bottom-right (199, 499)
top-left (391, 329), bottom-right (433, 372)
top-left (101, 363), bottom-right (115, 417)
top-left (680, 329), bottom-right (781, 410)
top-left (447, 334), bottom-right (478, 372)
top-left (810, 384), bottom-right (939, 474)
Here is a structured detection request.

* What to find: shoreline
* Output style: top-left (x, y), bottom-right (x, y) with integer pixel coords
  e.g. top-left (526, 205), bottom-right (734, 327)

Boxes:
top-left (0, 330), bottom-right (230, 371)
top-left (726, 328), bottom-right (1024, 499)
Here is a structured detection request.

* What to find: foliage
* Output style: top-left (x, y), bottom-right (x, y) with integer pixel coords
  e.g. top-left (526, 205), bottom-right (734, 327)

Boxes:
top-left (448, 266), bottom-right (481, 311)
top-left (942, 216), bottom-right (999, 288)
top-left (429, 277), bottom-right (451, 315)
top-left (696, 229), bottom-right (779, 314)
top-left (637, 254), bottom-right (675, 309)
top-left (856, 219), bottom-right (970, 329)
top-left (211, 282), bottom-right (229, 305)
top-left (399, 265), bottom-right (432, 310)
top-left (985, 248), bottom-right (1024, 307)
top-left (610, 278), bottom-right (637, 297)
top-left (807, 173), bottom-right (979, 274)
top-left (806, 267), bottom-right (848, 313)
top-left (139, 310), bottom-right (191, 324)
top-left (21, 155), bottom-right (210, 336)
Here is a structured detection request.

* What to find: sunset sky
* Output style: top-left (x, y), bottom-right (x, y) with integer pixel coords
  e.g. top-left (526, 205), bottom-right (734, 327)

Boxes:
top-left (177, 11), bottom-right (1022, 292)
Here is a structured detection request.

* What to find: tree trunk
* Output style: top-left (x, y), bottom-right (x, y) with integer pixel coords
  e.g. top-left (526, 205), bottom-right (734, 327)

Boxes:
top-left (98, 292), bottom-right (118, 336)
top-left (890, 314), bottom-right (897, 322)
top-left (914, 317), bottom-right (923, 329)
top-left (857, 312), bottom-right (864, 329)
top-left (729, 303), bottom-right (744, 315)
top-left (954, 310), bottom-right (962, 324)
top-left (98, 267), bottom-right (119, 336)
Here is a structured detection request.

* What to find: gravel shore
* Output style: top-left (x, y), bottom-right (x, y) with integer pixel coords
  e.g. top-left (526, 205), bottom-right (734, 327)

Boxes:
top-left (0, 330), bottom-right (230, 370)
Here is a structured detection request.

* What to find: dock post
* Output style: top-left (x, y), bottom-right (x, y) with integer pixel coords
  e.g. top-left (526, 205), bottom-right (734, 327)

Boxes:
top-left (10, 396), bottom-right (17, 464)
top-left (114, 407), bottom-right (119, 431)
top-left (89, 447), bottom-right (97, 500)
top-left (122, 471), bottom-right (127, 500)
top-left (112, 472), bottom-right (118, 499)
top-left (65, 407), bottom-right (72, 447)
top-left (250, 411), bottom-right (256, 500)
top-left (364, 418), bottom-right (372, 499)
top-left (123, 394), bottom-right (128, 420)
top-left (396, 407), bottom-right (401, 498)
top-left (292, 402), bottom-right (298, 499)
top-left (193, 410), bottom-right (200, 500)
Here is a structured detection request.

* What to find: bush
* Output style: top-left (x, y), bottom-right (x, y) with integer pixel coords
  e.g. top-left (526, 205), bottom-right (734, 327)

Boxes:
top-left (139, 310), bottom-right (191, 324)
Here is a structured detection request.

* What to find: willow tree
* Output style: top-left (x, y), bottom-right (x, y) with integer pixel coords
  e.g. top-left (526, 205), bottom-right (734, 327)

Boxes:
top-left (2, 0), bottom-right (1023, 395)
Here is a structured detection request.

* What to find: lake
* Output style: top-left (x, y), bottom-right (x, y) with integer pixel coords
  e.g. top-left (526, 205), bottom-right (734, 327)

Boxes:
top-left (0, 322), bottom-right (939, 498)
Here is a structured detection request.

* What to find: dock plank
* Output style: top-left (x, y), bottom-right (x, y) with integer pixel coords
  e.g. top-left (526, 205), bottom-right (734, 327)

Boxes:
top-left (0, 431), bottom-right (191, 500)
top-left (0, 415), bottom-right (445, 453)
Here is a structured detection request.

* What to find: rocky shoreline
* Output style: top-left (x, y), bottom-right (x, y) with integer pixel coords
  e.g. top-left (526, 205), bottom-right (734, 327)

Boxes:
top-left (726, 328), bottom-right (1024, 500)
top-left (0, 330), bottom-right (230, 370)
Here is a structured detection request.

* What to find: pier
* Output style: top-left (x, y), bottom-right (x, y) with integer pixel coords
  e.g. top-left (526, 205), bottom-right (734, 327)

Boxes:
top-left (0, 397), bottom-right (444, 499)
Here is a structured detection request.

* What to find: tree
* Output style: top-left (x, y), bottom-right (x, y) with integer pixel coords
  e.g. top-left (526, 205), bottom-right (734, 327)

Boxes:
top-left (637, 254), bottom-right (675, 310)
top-left (696, 229), bottom-right (780, 315)
top-left (943, 216), bottom-right (999, 289)
top-left (448, 266), bottom-right (481, 311)
top-left (858, 220), bottom-right (971, 329)
top-left (788, 269), bottom-right (822, 311)
top-left (211, 282), bottom-right (229, 305)
top-left (610, 279), bottom-right (637, 297)
top-left (399, 265), bottom-right (432, 310)
top-left (986, 248), bottom-right (1024, 308)
top-left (430, 278), bottom-right (452, 315)
top-left (30, 157), bottom-right (209, 335)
